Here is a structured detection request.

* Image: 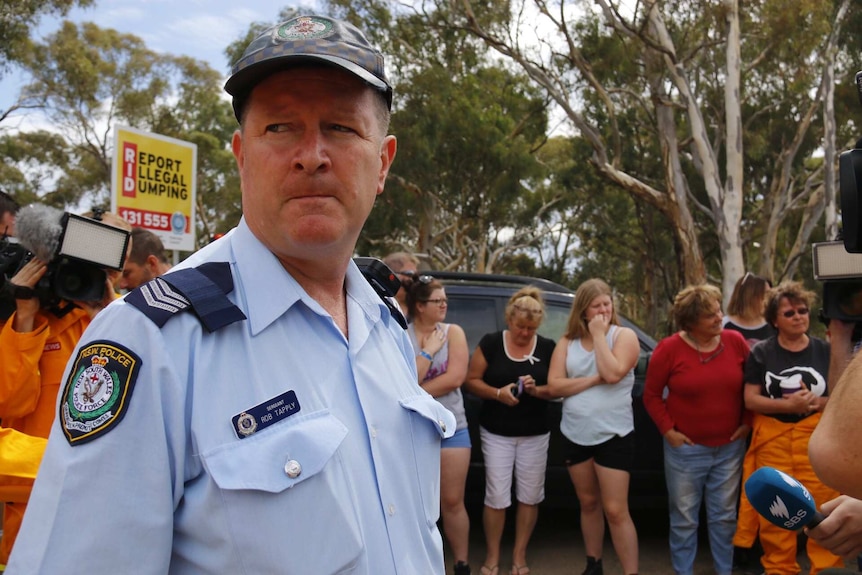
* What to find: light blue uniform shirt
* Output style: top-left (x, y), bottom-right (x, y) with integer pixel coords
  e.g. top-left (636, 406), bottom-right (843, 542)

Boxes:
top-left (8, 218), bottom-right (455, 574)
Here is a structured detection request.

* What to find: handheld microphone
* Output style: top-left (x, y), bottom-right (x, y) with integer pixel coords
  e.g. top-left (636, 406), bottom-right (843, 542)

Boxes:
top-left (744, 466), bottom-right (825, 530)
top-left (15, 204), bottom-right (64, 262)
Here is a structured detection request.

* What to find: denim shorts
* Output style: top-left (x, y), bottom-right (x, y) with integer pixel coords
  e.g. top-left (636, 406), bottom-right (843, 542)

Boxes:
top-left (442, 427), bottom-right (471, 449)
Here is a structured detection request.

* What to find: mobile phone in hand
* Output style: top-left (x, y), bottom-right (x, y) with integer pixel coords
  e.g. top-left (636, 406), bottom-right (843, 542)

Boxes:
top-left (513, 376), bottom-right (525, 398)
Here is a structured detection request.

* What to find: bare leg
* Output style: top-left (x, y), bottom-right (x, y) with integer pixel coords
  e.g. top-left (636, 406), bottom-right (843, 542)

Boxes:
top-left (569, 459), bottom-right (605, 560)
top-left (441, 447), bottom-right (472, 565)
top-left (483, 505), bottom-right (506, 570)
top-left (596, 463), bottom-right (639, 574)
top-left (512, 501), bottom-right (538, 568)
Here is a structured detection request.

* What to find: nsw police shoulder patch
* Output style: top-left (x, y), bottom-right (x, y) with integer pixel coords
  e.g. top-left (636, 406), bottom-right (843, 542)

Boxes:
top-left (60, 340), bottom-right (142, 445)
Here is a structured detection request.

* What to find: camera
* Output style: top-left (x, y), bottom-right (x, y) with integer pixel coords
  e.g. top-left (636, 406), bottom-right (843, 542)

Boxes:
top-left (812, 241), bottom-right (862, 322)
top-left (0, 210), bottom-right (130, 319)
top-left (353, 256), bottom-right (407, 329)
top-left (812, 71), bottom-right (862, 328)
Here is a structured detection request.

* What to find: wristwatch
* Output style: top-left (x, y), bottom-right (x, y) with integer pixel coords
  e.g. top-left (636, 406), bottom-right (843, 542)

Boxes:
top-left (11, 284), bottom-right (36, 300)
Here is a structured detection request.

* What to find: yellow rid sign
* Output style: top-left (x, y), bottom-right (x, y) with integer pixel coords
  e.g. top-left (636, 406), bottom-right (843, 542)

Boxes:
top-left (111, 126), bottom-right (197, 251)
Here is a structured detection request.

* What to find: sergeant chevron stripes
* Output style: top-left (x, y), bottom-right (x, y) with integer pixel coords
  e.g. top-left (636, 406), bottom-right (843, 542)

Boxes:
top-left (125, 263), bottom-right (245, 331)
top-left (140, 277), bottom-right (191, 312)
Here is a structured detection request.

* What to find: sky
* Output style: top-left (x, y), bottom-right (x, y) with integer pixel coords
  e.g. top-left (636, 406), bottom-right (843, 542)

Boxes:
top-left (1, 0), bottom-right (307, 122)
top-left (44, 0), bottom-right (298, 74)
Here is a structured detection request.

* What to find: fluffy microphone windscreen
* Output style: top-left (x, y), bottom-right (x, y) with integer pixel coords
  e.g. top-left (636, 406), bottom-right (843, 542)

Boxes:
top-left (15, 204), bottom-right (64, 262)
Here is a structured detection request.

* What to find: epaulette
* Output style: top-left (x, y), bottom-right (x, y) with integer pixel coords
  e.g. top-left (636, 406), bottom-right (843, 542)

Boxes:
top-left (125, 262), bottom-right (246, 332)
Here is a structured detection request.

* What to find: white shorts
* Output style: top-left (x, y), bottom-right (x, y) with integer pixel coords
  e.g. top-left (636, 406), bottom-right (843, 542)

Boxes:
top-left (479, 427), bottom-right (550, 509)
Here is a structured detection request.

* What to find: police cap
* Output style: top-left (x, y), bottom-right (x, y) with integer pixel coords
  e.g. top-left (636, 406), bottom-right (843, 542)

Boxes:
top-left (224, 15), bottom-right (393, 121)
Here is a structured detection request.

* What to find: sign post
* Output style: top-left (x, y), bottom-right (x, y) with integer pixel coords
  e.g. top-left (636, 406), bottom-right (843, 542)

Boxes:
top-left (111, 126), bottom-right (197, 253)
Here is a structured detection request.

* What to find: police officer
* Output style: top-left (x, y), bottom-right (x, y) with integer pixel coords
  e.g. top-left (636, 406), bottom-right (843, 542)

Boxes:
top-left (7, 14), bottom-right (455, 574)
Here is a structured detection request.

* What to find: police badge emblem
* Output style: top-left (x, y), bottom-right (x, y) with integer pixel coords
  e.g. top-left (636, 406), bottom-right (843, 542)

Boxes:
top-left (235, 412), bottom-right (258, 436)
top-left (274, 16), bottom-right (334, 42)
top-left (60, 340), bottom-right (142, 445)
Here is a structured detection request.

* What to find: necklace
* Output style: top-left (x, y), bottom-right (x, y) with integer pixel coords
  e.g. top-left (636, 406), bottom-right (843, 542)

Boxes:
top-left (684, 332), bottom-right (725, 364)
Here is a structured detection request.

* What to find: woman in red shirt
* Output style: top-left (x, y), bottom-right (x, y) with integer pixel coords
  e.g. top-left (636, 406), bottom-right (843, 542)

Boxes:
top-left (643, 284), bottom-right (750, 575)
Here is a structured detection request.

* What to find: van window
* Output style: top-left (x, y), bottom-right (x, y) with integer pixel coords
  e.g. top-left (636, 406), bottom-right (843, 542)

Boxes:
top-left (540, 302), bottom-right (570, 343)
top-left (445, 296), bottom-right (499, 351)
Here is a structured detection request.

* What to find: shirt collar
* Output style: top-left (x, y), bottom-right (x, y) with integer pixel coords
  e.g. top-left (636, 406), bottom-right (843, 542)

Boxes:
top-left (231, 218), bottom-right (391, 335)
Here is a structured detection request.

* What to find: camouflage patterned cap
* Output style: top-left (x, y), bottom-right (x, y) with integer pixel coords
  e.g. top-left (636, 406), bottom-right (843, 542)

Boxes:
top-left (225, 15), bottom-right (392, 120)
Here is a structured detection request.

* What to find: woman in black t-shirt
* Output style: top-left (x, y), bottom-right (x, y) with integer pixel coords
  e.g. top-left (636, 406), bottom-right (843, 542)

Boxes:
top-left (464, 286), bottom-right (556, 575)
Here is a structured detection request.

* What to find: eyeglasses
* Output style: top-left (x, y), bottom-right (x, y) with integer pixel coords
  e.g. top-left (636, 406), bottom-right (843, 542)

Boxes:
top-left (781, 307), bottom-right (809, 318)
top-left (423, 298), bottom-right (448, 306)
top-left (416, 274), bottom-right (433, 284)
top-left (395, 270), bottom-right (416, 277)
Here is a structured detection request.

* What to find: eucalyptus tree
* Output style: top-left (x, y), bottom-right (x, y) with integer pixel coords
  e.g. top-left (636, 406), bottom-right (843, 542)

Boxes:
top-left (5, 21), bottom-right (239, 247)
top-left (0, 0), bottom-right (94, 123)
top-left (323, 5), bottom-right (551, 272)
top-left (0, 130), bottom-right (72, 206)
top-left (402, 0), bottom-right (857, 304)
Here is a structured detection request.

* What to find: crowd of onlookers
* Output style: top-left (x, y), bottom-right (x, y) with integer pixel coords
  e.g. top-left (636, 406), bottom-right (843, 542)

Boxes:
top-left (386, 249), bottom-right (857, 575)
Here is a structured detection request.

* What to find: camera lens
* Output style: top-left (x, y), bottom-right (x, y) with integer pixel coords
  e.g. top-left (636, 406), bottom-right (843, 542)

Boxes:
top-left (836, 281), bottom-right (862, 318)
top-left (52, 259), bottom-right (106, 302)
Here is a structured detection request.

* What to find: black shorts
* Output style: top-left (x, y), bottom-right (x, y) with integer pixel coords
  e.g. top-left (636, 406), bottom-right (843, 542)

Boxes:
top-left (563, 431), bottom-right (635, 472)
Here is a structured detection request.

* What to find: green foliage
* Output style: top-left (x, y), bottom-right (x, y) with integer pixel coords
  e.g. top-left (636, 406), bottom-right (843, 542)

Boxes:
top-left (0, 0), bottom-right (94, 76)
top-left (4, 0), bottom-right (862, 338)
top-left (0, 130), bottom-right (71, 206)
top-left (347, 7), bottom-right (548, 270)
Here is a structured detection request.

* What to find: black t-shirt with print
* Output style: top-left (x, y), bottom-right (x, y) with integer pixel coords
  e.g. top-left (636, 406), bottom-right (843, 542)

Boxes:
top-left (744, 336), bottom-right (830, 423)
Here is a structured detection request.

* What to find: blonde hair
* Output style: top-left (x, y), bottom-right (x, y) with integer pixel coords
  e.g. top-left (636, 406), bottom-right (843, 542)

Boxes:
top-left (565, 278), bottom-right (619, 339)
top-left (505, 286), bottom-right (545, 326)
top-left (382, 251), bottom-right (419, 273)
top-left (727, 272), bottom-right (771, 319)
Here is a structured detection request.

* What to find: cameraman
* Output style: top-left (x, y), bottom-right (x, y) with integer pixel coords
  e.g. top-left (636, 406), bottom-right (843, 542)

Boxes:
top-left (0, 209), bottom-right (130, 565)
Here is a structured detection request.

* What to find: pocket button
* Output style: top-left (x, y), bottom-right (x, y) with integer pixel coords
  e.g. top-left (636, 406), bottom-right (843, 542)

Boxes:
top-left (284, 459), bottom-right (302, 479)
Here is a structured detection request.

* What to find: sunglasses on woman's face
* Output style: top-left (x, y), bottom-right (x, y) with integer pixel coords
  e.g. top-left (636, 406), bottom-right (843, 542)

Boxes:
top-left (781, 307), bottom-right (809, 318)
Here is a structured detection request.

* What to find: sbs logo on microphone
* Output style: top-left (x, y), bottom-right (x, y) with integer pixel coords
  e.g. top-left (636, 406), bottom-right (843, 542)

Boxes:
top-left (783, 509), bottom-right (808, 529)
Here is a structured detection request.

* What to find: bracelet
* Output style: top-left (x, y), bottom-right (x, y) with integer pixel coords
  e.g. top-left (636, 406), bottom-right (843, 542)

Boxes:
top-left (496, 388), bottom-right (501, 399)
top-left (419, 350), bottom-right (433, 361)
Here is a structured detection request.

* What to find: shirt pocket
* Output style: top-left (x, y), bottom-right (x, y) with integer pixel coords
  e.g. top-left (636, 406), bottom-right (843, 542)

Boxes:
top-left (201, 410), bottom-right (362, 574)
top-left (399, 394), bottom-right (455, 524)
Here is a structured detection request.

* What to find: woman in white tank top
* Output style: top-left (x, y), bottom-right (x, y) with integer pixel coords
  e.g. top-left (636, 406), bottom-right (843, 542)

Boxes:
top-left (547, 279), bottom-right (640, 575)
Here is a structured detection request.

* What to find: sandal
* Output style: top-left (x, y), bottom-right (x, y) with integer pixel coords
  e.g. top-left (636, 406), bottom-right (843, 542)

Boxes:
top-left (510, 566), bottom-right (530, 575)
top-left (480, 566), bottom-right (499, 575)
